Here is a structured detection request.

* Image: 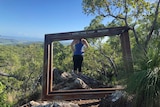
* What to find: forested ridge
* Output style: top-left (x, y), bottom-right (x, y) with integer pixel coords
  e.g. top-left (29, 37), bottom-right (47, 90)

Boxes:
top-left (0, 0), bottom-right (160, 107)
top-left (0, 43), bottom-right (44, 106)
top-left (0, 38), bottom-right (123, 106)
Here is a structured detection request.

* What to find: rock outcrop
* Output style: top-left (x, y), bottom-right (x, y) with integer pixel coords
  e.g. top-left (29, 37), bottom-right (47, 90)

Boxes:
top-left (21, 100), bottom-right (79, 107)
top-left (53, 69), bottom-right (106, 90)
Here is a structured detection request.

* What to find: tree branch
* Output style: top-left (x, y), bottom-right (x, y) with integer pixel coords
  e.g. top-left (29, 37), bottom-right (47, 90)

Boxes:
top-left (100, 2), bottom-right (125, 20)
top-left (0, 71), bottom-right (24, 81)
top-left (124, 0), bottom-right (128, 26)
top-left (131, 27), bottom-right (147, 55)
top-left (144, 0), bottom-right (160, 48)
top-left (0, 71), bottom-right (10, 77)
top-left (99, 45), bottom-right (118, 75)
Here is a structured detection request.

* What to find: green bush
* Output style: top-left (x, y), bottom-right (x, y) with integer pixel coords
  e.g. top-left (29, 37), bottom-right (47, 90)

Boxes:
top-left (127, 37), bottom-right (160, 107)
top-left (0, 82), bottom-right (13, 107)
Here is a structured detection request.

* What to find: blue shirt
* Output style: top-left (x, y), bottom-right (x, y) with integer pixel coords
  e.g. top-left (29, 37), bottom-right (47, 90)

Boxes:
top-left (74, 41), bottom-right (84, 55)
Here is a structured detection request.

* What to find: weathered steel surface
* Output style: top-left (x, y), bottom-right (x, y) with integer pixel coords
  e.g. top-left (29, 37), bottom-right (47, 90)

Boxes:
top-left (42, 37), bottom-right (54, 99)
top-left (42, 26), bottom-right (132, 100)
top-left (120, 31), bottom-right (133, 72)
top-left (43, 88), bottom-right (123, 100)
top-left (46, 26), bottom-right (130, 41)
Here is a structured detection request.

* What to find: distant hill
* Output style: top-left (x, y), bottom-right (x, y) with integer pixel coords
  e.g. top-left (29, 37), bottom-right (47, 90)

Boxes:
top-left (0, 35), bottom-right (72, 45)
top-left (0, 35), bottom-right (43, 45)
top-left (60, 40), bottom-right (72, 46)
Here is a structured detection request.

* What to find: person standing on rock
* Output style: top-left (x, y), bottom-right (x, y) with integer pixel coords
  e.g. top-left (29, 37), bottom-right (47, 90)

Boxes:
top-left (71, 38), bottom-right (89, 74)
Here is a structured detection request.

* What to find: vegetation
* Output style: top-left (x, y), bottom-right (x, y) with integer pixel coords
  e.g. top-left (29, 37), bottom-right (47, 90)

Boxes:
top-left (82, 0), bottom-right (160, 106)
top-left (0, 43), bottom-right (43, 106)
top-left (0, 0), bottom-right (159, 106)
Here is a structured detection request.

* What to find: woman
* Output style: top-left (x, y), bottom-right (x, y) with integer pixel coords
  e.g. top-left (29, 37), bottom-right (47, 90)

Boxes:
top-left (71, 38), bottom-right (89, 73)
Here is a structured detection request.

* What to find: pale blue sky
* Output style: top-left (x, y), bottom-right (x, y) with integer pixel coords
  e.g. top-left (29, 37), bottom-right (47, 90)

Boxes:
top-left (0, 0), bottom-right (98, 39)
top-left (0, 0), bottom-right (157, 40)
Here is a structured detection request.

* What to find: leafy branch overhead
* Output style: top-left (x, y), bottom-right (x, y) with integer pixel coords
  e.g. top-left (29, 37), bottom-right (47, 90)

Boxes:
top-left (82, 0), bottom-right (160, 50)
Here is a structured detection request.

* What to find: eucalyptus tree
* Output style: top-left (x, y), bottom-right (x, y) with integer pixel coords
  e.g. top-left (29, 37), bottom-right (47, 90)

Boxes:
top-left (82, 0), bottom-right (160, 78)
top-left (82, 0), bottom-right (160, 106)
top-left (82, 0), bottom-right (160, 51)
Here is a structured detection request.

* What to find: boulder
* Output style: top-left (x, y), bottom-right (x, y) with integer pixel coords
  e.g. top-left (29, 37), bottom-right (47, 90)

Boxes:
top-left (21, 100), bottom-right (79, 107)
top-left (53, 69), bottom-right (105, 90)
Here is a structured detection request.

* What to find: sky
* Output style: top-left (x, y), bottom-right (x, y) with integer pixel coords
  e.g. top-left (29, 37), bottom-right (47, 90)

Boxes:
top-left (0, 0), bottom-right (98, 39)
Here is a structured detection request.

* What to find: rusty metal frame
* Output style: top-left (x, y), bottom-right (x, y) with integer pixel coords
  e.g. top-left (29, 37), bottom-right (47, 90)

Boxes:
top-left (42, 26), bottom-right (133, 100)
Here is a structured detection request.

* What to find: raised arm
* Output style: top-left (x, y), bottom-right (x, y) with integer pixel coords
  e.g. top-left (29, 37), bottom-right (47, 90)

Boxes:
top-left (82, 38), bottom-right (89, 48)
top-left (71, 40), bottom-right (76, 52)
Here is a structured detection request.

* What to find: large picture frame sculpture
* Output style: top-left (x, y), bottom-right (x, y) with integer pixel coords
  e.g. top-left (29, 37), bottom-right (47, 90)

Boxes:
top-left (42, 26), bottom-right (133, 100)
